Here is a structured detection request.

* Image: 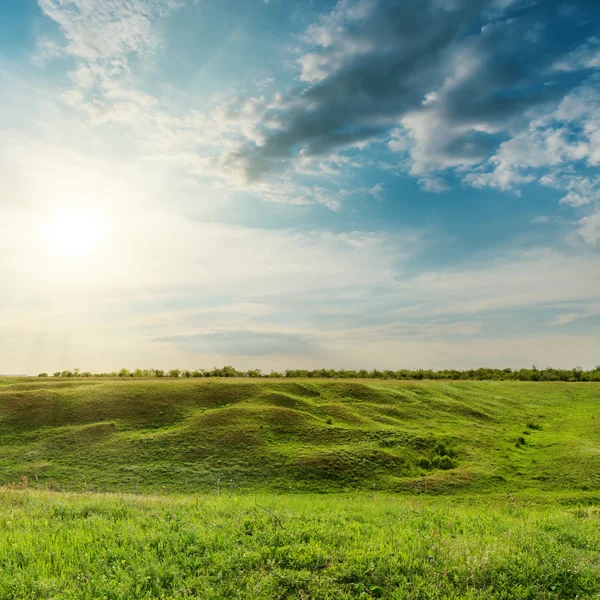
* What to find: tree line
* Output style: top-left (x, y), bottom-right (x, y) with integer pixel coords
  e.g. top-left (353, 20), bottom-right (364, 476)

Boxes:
top-left (37, 365), bottom-right (600, 381)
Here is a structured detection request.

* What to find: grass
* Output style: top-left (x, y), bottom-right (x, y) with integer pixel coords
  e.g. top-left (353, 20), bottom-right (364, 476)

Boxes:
top-left (0, 378), bottom-right (599, 494)
top-left (1, 378), bottom-right (599, 598)
top-left (0, 488), bottom-right (599, 599)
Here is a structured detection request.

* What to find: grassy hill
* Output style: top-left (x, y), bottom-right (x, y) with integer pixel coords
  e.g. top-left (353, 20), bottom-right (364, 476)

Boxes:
top-left (0, 378), bottom-right (599, 494)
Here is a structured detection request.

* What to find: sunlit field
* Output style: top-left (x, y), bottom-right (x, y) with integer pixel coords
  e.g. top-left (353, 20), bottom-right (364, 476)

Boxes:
top-left (4, 0), bottom-right (600, 597)
top-left (1, 378), bottom-right (599, 598)
top-left (1, 378), bottom-right (599, 494)
top-left (1, 489), bottom-right (599, 599)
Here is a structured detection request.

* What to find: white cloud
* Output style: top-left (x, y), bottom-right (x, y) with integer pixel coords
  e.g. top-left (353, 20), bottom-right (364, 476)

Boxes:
top-left (2, 130), bottom-right (600, 372)
top-left (196, 0), bottom-right (600, 207)
top-left (33, 37), bottom-right (63, 61)
top-left (578, 211), bottom-right (600, 246)
top-left (559, 191), bottom-right (591, 207)
top-left (38, 0), bottom-right (181, 62)
top-left (37, 0), bottom-right (182, 136)
top-left (549, 313), bottom-right (580, 326)
top-left (35, 0), bottom-right (600, 223)
top-left (465, 84), bottom-right (600, 244)
top-left (554, 37), bottom-right (600, 72)
top-left (418, 176), bottom-right (450, 193)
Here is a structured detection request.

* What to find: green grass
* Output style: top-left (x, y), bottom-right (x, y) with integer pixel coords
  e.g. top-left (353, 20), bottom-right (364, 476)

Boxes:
top-left (1, 379), bottom-right (600, 598)
top-left (0, 489), bottom-right (599, 599)
top-left (1, 378), bottom-right (599, 494)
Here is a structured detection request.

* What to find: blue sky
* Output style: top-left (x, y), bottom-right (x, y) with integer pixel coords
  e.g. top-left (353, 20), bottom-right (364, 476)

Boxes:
top-left (1, 0), bottom-right (600, 373)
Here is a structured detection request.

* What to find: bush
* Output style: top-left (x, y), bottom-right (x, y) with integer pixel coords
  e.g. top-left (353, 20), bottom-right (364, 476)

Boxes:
top-left (417, 457), bottom-right (432, 470)
top-left (432, 455), bottom-right (455, 470)
top-left (434, 442), bottom-right (456, 458)
top-left (526, 421), bottom-right (542, 430)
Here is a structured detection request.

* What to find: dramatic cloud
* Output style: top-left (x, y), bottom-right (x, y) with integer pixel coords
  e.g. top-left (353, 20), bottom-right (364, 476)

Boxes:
top-left (5, 0), bottom-right (596, 374)
top-left (467, 84), bottom-right (600, 243)
top-left (215, 0), bottom-right (595, 187)
top-left (37, 0), bottom-right (600, 228)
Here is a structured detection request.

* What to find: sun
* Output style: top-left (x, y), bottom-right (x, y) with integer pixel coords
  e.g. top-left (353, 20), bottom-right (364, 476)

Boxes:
top-left (45, 212), bottom-right (102, 259)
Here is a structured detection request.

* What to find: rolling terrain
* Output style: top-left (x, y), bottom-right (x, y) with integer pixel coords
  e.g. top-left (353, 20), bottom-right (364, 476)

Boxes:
top-left (1, 378), bottom-right (598, 494)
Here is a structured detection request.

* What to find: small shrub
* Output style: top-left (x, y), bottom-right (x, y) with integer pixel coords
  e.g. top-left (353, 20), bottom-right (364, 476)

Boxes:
top-left (417, 457), bottom-right (432, 470)
top-left (432, 455), bottom-right (455, 470)
top-left (434, 442), bottom-right (457, 458)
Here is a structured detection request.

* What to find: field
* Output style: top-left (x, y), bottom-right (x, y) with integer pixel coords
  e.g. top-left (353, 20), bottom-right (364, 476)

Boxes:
top-left (1, 489), bottom-right (600, 599)
top-left (0, 378), bottom-right (599, 598)
top-left (0, 378), bottom-right (599, 494)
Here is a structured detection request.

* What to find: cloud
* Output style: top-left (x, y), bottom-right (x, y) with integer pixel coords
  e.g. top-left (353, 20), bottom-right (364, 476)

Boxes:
top-left (37, 0), bottom-right (600, 224)
top-left (35, 0), bottom-right (600, 226)
top-left (549, 303), bottom-right (600, 326)
top-left (37, 0), bottom-right (182, 132)
top-left (400, 248), bottom-right (600, 316)
top-left (559, 191), bottom-right (592, 207)
top-left (465, 85), bottom-right (600, 192)
top-left (220, 0), bottom-right (491, 183)
top-left (37, 0), bottom-right (180, 62)
top-left (208, 0), bottom-right (596, 191)
top-left (549, 312), bottom-right (580, 326)
top-left (578, 211), bottom-right (600, 246)
top-left (3, 129), bottom-right (600, 371)
top-left (418, 176), bottom-right (450, 193)
top-left (554, 36), bottom-right (600, 72)
top-left (465, 83), bottom-right (600, 244)
top-left (153, 330), bottom-right (313, 355)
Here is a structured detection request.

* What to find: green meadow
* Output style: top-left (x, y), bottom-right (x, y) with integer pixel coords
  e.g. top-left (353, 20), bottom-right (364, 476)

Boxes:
top-left (1, 490), bottom-right (600, 599)
top-left (0, 378), bottom-right (599, 598)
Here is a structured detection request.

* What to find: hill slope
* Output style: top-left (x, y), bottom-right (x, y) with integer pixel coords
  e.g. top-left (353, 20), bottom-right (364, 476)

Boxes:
top-left (0, 378), bottom-right (598, 493)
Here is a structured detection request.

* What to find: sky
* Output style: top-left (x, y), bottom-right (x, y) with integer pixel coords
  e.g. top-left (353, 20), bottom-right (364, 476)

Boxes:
top-left (1, 0), bottom-right (600, 374)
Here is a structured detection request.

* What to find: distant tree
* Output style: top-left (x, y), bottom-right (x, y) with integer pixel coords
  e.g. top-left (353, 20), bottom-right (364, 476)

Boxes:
top-left (221, 365), bottom-right (239, 377)
top-left (30, 365), bottom-right (600, 382)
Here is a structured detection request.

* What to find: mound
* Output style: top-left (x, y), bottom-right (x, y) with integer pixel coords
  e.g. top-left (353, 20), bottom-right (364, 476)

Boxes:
top-left (0, 379), bottom-right (598, 493)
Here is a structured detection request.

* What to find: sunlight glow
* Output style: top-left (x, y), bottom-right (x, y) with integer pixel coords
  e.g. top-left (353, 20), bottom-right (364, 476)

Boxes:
top-left (45, 212), bottom-right (102, 259)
